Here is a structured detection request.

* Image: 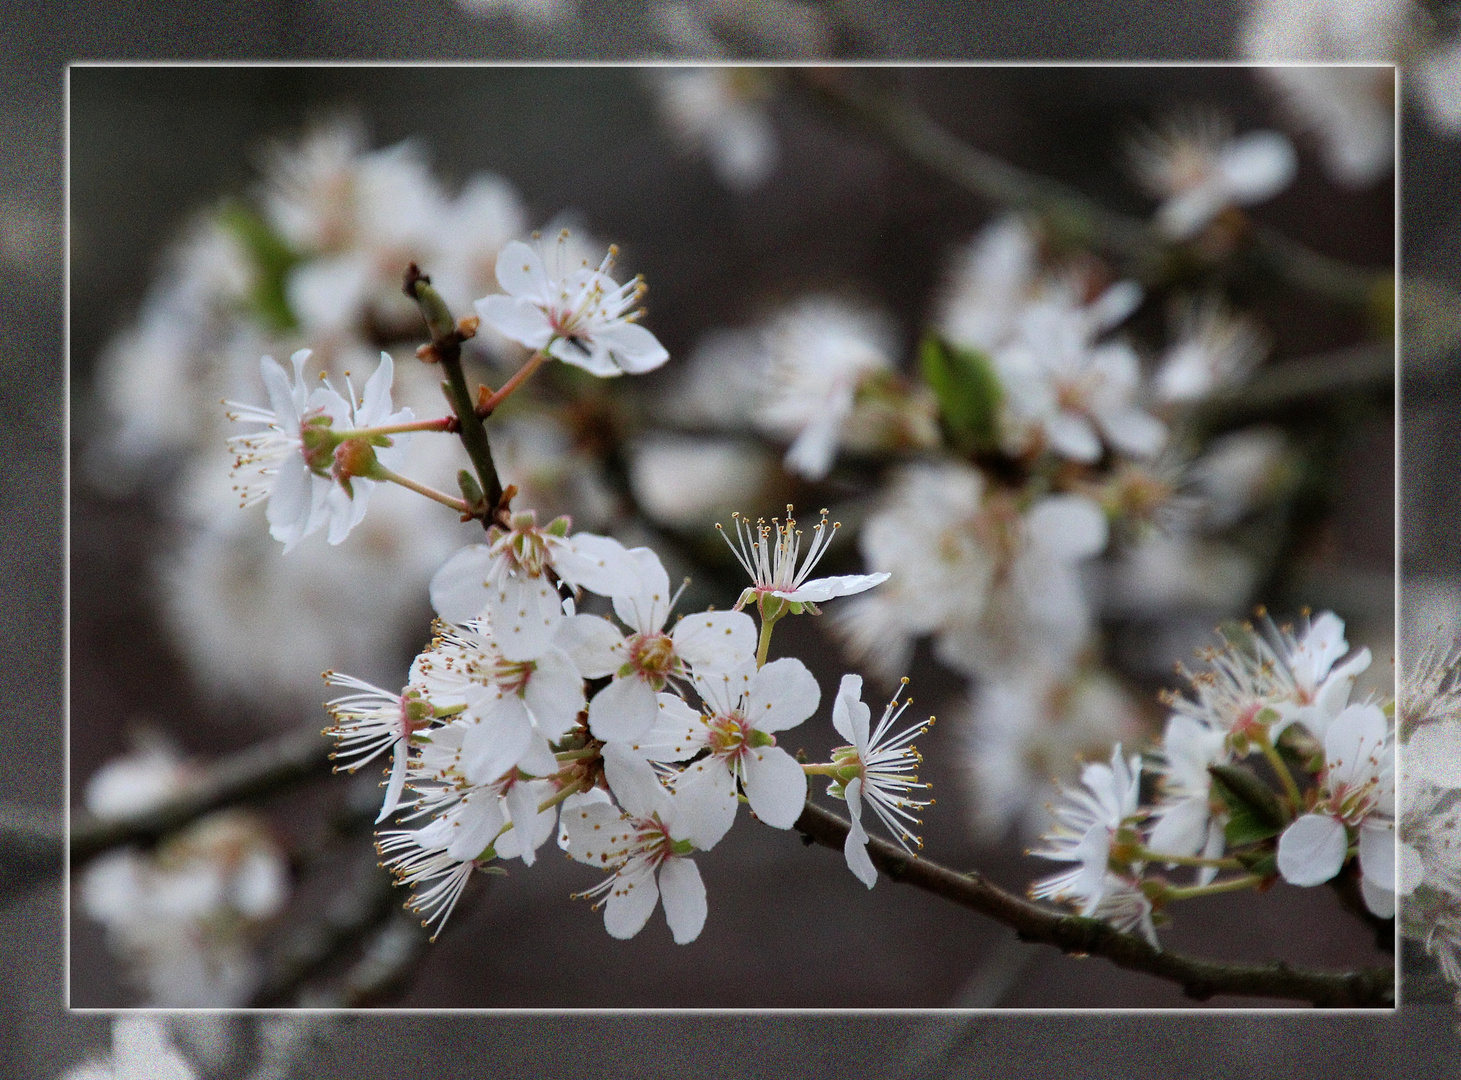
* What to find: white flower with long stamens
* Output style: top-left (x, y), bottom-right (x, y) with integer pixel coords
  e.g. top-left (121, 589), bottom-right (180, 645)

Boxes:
top-left (717, 505), bottom-right (888, 614)
top-left (408, 618), bottom-right (585, 787)
top-left (474, 231), bottom-right (669, 376)
top-left (429, 512), bottom-right (638, 662)
top-left (226, 348), bottom-right (413, 552)
top-left (827, 674), bottom-right (934, 889)
top-left (1029, 744), bottom-right (1143, 916)
top-left (561, 746), bottom-right (711, 943)
top-left (668, 659), bottom-right (820, 849)
top-left (556, 547), bottom-right (756, 741)
top-left (1128, 110), bottom-right (1297, 240)
top-left (323, 671), bottom-right (434, 823)
top-left (1265, 610), bottom-right (1372, 740)
top-left (1276, 703), bottom-right (1394, 910)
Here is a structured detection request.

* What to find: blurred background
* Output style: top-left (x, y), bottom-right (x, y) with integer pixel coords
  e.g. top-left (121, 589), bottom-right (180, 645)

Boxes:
top-left (0, 0), bottom-right (1457, 1074)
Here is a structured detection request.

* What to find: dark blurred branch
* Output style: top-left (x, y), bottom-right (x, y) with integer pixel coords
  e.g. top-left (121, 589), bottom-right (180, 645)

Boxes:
top-left (793, 800), bottom-right (1394, 1007)
top-left (0, 805), bottom-right (63, 904)
top-left (800, 72), bottom-right (1390, 308)
top-left (1194, 341), bottom-right (1394, 429)
top-left (70, 725), bottom-right (333, 867)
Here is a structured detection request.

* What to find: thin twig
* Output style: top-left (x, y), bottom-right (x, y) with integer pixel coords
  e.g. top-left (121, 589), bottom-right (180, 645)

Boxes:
top-left (70, 725), bottom-right (333, 866)
top-left (801, 71), bottom-right (1389, 307)
top-left (793, 800), bottom-right (1393, 1007)
top-left (403, 263), bottom-right (504, 516)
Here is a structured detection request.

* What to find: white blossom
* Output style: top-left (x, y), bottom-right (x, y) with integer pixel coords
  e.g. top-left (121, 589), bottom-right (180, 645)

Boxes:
top-left (1128, 111), bottom-right (1297, 240)
top-left (475, 232), bottom-right (669, 376)
top-left (1145, 713), bottom-right (1231, 885)
top-left (1154, 296), bottom-right (1270, 403)
top-left (826, 674), bottom-right (933, 888)
top-left (323, 672), bottom-right (433, 822)
top-left (718, 505), bottom-right (888, 612)
top-left (651, 67), bottom-right (779, 191)
top-left (226, 349), bottom-right (413, 552)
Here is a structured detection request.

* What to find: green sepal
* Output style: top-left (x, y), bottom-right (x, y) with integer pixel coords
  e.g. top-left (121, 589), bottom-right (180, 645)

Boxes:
top-left (547, 515), bottom-right (572, 538)
top-left (458, 469), bottom-right (486, 512)
top-left (918, 336), bottom-right (1001, 452)
top-left (1209, 763), bottom-right (1287, 846)
top-left (670, 838), bottom-right (695, 857)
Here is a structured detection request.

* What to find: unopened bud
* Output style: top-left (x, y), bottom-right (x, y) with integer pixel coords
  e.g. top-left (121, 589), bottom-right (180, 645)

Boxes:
top-left (457, 314), bottom-right (480, 338)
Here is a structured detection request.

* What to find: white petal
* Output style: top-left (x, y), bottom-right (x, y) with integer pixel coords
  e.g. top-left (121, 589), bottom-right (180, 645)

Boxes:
top-left (1157, 185), bottom-right (1227, 240)
top-left (1398, 840), bottom-right (1425, 896)
top-left (115, 1016), bottom-right (198, 1080)
top-left (745, 657), bottom-right (821, 733)
top-left (612, 547), bottom-right (672, 633)
top-left (776, 571), bottom-right (890, 604)
top-left (603, 863), bottom-right (660, 940)
top-left (375, 740), bottom-right (410, 823)
top-left (588, 675), bottom-right (661, 743)
top-left (429, 545), bottom-right (496, 624)
top-left (832, 673), bottom-right (869, 748)
top-left (742, 745), bottom-right (808, 829)
top-left (560, 798), bottom-right (630, 866)
top-left (621, 694), bottom-right (705, 762)
top-left (550, 336), bottom-right (625, 377)
top-left (601, 741), bottom-right (670, 821)
top-left (476, 294), bottom-right (554, 350)
top-left (359, 351), bottom-right (397, 424)
top-left (1360, 876), bottom-right (1395, 919)
top-left (843, 777), bottom-right (877, 888)
top-left (1045, 411), bottom-right (1102, 462)
top-left (1408, 721), bottom-right (1461, 788)
top-left (671, 758), bottom-right (737, 850)
top-left (1146, 796), bottom-right (1210, 860)
top-left (1087, 280), bottom-right (1142, 330)
top-left (1323, 703), bottom-right (1388, 789)
top-left (672, 609), bottom-right (758, 674)
top-left (260, 353), bottom-right (300, 424)
top-left (1026, 494), bottom-right (1109, 561)
top-left (782, 410), bottom-right (842, 480)
top-left (494, 239), bottom-right (549, 299)
top-left (1098, 405), bottom-right (1167, 458)
top-left (445, 793), bottom-right (506, 862)
top-left (487, 572), bottom-right (563, 662)
top-left (266, 455), bottom-right (315, 551)
top-left (554, 532), bottom-right (639, 596)
top-left (500, 779), bottom-right (555, 866)
top-left (554, 614), bottom-right (627, 679)
top-left (522, 646), bottom-right (586, 743)
top-left (1276, 814), bottom-right (1348, 886)
top-left (1218, 130), bottom-right (1297, 202)
top-left (1357, 818), bottom-right (1394, 893)
top-left (461, 689), bottom-right (533, 785)
top-left (657, 857), bottom-right (708, 943)
top-left (595, 320), bottom-right (670, 374)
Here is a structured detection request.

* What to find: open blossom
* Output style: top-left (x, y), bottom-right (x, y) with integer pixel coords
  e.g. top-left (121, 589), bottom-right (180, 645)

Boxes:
top-left (561, 746), bottom-right (712, 943)
top-left (663, 658), bottom-right (820, 848)
top-left (429, 511), bottom-right (638, 661)
top-left (718, 505), bottom-right (888, 613)
top-left (1028, 744), bottom-right (1143, 917)
top-left (1145, 713), bottom-right (1230, 884)
top-left (226, 349), bottom-right (412, 552)
top-left (827, 675), bottom-right (933, 888)
top-left (474, 231), bottom-right (668, 376)
top-left (1276, 702), bottom-right (1394, 914)
top-left (556, 547), bottom-right (756, 741)
top-left (753, 297), bottom-right (899, 479)
top-left (1154, 296), bottom-right (1270, 403)
top-left (1128, 111), bottom-right (1297, 240)
top-left (323, 672), bottom-right (434, 822)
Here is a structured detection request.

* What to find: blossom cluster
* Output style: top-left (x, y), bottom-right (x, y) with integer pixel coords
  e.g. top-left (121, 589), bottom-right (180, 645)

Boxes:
top-left (1028, 611), bottom-right (1392, 946)
top-left (325, 506), bottom-right (929, 942)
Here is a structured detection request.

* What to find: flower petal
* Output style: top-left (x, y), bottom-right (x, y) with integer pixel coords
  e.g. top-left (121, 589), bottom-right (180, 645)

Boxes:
top-left (554, 614), bottom-right (627, 679)
top-left (476, 294), bottom-right (554, 351)
top-left (657, 857), bottom-right (708, 943)
top-left (843, 777), bottom-right (877, 888)
top-left (742, 744), bottom-right (808, 829)
top-left (672, 609), bottom-right (757, 675)
top-left (603, 862), bottom-right (660, 940)
top-left (588, 675), bottom-right (660, 743)
top-left (594, 320), bottom-right (670, 374)
top-left (745, 657), bottom-right (820, 733)
top-left (430, 545), bottom-right (495, 624)
top-left (522, 646), bottom-right (586, 743)
top-left (487, 572), bottom-right (563, 662)
top-left (1276, 813), bottom-right (1348, 886)
top-left (832, 673), bottom-right (870, 748)
top-left (671, 758), bottom-right (737, 850)
top-left (775, 572), bottom-right (890, 604)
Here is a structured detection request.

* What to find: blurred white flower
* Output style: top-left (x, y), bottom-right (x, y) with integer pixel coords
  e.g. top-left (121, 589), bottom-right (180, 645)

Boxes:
top-left (1129, 111), bottom-right (1297, 240)
top-left (936, 215), bottom-right (1042, 356)
top-left (63, 1016), bottom-right (197, 1080)
top-left (1154, 296), bottom-right (1270, 403)
top-left (651, 67), bottom-right (779, 191)
top-left (628, 435), bottom-right (777, 529)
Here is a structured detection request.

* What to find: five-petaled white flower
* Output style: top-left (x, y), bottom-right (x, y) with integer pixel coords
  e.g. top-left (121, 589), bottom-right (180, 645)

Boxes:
top-left (556, 547), bottom-right (756, 741)
top-left (561, 746), bottom-right (712, 943)
top-left (429, 512), bottom-right (638, 661)
top-left (1028, 744), bottom-right (1143, 916)
top-left (718, 505), bottom-right (888, 614)
top-left (475, 232), bottom-right (669, 376)
top-left (827, 674), bottom-right (933, 889)
top-left (664, 658), bottom-right (821, 848)
top-left (226, 348), bottom-right (412, 552)
top-left (323, 671), bottom-right (434, 822)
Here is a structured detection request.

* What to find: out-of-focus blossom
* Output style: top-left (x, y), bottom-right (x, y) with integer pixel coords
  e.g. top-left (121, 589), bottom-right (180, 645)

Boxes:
top-left (650, 67), bottom-right (779, 191)
top-left (628, 435), bottom-right (777, 529)
top-left (1129, 111), bottom-right (1297, 239)
top-left (62, 1016), bottom-right (198, 1080)
top-left (1154, 296), bottom-right (1270, 403)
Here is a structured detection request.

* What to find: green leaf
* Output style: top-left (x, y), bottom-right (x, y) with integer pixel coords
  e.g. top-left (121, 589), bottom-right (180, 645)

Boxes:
top-left (1209, 763), bottom-right (1286, 847)
top-left (219, 199), bottom-right (300, 333)
top-left (918, 336), bottom-right (1001, 452)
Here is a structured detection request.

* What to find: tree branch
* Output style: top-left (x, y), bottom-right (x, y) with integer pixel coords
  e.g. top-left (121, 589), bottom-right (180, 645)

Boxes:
top-left (799, 71), bottom-right (1389, 308)
top-left (70, 725), bottom-right (333, 867)
top-left (793, 800), bottom-right (1394, 1008)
